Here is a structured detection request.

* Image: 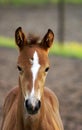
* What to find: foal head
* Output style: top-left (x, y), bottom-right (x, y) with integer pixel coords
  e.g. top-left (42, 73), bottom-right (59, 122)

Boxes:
top-left (15, 27), bottom-right (54, 115)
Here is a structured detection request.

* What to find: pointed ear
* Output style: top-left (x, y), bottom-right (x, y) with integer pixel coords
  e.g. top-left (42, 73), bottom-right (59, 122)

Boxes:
top-left (15, 27), bottom-right (27, 49)
top-left (41, 29), bottom-right (54, 51)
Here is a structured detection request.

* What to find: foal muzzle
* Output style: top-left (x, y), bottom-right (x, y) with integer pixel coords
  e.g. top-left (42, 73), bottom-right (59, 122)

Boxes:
top-left (25, 97), bottom-right (41, 115)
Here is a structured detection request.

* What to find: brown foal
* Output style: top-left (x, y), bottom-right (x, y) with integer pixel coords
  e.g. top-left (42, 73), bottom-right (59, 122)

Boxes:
top-left (1, 27), bottom-right (64, 130)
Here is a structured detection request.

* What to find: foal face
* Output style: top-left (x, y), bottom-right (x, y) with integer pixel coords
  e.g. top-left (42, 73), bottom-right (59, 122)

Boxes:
top-left (18, 47), bottom-right (49, 114)
top-left (15, 27), bottom-right (54, 115)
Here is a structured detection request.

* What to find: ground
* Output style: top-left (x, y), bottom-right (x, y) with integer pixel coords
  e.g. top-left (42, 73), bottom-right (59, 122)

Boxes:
top-left (0, 5), bottom-right (82, 130)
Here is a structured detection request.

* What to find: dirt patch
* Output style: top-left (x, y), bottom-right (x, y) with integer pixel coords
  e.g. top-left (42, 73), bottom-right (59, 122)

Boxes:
top-left (0, 48), bottom-right (82, 130)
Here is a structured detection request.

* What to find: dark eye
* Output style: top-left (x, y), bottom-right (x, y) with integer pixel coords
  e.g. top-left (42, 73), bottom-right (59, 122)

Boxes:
top-left (17, 65), bottom-right (22, 72)
top-left (45, 67), bottom-right (49, 72)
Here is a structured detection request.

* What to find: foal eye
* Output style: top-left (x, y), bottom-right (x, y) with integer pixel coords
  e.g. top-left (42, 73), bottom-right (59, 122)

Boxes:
top-left (17, 65), bottom-right (22, 72)
top-left (45, 67), bottom-right (49, 72)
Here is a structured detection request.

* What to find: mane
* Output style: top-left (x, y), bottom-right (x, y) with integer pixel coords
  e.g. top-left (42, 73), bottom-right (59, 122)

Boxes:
top-left (27, 34), bottom-right (41, 45)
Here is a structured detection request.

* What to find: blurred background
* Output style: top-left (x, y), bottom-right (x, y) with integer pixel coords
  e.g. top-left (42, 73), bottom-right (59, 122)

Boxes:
top-left (0, 0), bottom-right (82, 42)
top-left (0, 0), bottom-right (82, 130)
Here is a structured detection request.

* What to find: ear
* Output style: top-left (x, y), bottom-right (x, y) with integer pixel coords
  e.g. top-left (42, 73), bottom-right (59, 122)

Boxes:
top-left (15, 27), bottom-right (27, 49)
top-left (41, 29), bottom-right (54, 51)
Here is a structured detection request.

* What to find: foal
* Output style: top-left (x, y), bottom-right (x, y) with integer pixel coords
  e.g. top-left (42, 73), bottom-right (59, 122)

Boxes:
top-left (1, 27), bottom-right (64, 130)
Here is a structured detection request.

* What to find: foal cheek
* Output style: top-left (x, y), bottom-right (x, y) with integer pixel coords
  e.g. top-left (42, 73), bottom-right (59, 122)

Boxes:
top-left (19, 74), bottom-right (30, 98)
top-left (37, 74), bottom-right (46, 94)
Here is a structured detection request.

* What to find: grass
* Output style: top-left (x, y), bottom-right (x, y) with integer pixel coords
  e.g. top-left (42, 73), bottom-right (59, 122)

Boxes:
top-left (0, 0), bottom-right (49, 6)
top-left (0, 36), bottom-right (82, 59)
top-left (50, 42), bottom-right (82, 59)
top-left (0, 0), bottom-right (82, 5)
top-left (0, 37), bottom-right (15, 48)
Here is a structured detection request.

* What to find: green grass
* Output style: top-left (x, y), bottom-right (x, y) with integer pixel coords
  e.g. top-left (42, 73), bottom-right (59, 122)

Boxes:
top-left (0, 0), bottom-right (82, 5)
top-left (0, 0), bottom-right (49, 6)
top-left (0, 37), bottom-right (15, 48)
top-left (50, 42), bottom-right (82, 59)
top-left (0, 36), bottom-right (82, 59)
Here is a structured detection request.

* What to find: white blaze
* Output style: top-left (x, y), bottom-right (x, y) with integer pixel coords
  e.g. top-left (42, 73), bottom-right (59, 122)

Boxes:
top-left (30, 51), bottom-right (40, 97)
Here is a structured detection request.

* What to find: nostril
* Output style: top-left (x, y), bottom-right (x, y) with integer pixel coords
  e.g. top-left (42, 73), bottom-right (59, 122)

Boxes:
top-left (38, 100), bottom-right (41, 108)
top-left (25, 99), bottom-right (41, 115)
top-left (25, 99), bottom-right (28, 109)
top-left (25, 99), bottom-right (32, 110)
top-left (25, 99), bottom-right (28, 107)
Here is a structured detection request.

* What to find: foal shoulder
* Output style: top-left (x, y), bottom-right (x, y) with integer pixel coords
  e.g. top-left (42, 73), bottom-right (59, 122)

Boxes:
top-left (44, 87), bottom-right (59, 109)
top-left (44, 87), bottom-right (64, 130)
top-left (3, 86), bottom-right (19, 117)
